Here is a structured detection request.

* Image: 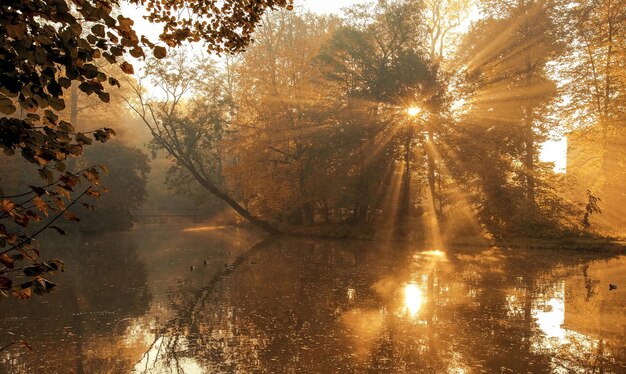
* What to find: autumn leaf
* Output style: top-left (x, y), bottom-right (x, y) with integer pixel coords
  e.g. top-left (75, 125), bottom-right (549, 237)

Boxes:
top-left (56, 185), bottom-right (71, 201)
top-left (13, 287), bottom-right (32, 300)
top-left (0, 254), bottom-right (14, 269)
top-left (91, 24), bottom-right (105, 37)
top-left (75, 132), bottom-right (93, 145)
top-left (120, 61), bottom-right (134, 74)
top-left (1, 200), bottom-right (15, 212)
top-left (153, 46), bottom-right (167, 59)
top-left (64, 211), bottom-right (80, 222)
top-left (0, 276), bottom-right (12, 290)
top-left (82, 169), bottom-right (100, 185)
top-left (95, 164), bottom-right (109, 174)
top-left (52, 196), bottom-right (66, 211)
top-left (130, 46), bottom-right (144, 58)
top-left (98, 92), bottom-right (111, 103)
top-left (23, 265), bottom-right (44, 277)
top-left (0, 97), bottom-right (16, 115)
top-left (60, 174), bottom-right (81, 187)
top-left (48, 96), bottom-right (65, 111)
top-left (13, 214), bottom-right (30, 227)
top-left (86, 188), bottom-right (101, 198)
top-left (29, 185), bottom-right (47, 196)
top-left (33, 277), bottom-right (57, 295)
top-left (117, 15), bottom-right (134, 33)
top-left (24, 210), bottom-right (42, 222)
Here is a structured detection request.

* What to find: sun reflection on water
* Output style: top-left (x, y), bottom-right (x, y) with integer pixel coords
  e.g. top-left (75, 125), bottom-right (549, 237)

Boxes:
top-left (347, 287), bottom-right (356, 301)
top-left (422, 249), bottom-right (446, 257)
top-left (404, 283), bottom-right (423, 317)
top-left (182, 225), bottom-right (228, 232)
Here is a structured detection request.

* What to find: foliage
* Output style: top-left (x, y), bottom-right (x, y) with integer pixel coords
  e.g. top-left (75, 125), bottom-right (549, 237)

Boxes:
top-left (0, 0), bottom-right (292, 299)
top-left (0, 0), bottom-right (293, 169)
top-left (582, 190), bottom-right (602, 228)
top-left (76, 142), bottom-right (150, 231)
top-left (130, 1), bottom-right (604, 239)
top-left (0, 162), bottom-right (108, 299)
top-left (448, 0), bottom-right (564, 234)
top-left (133, 3), bottom-right (449, 235)
top-left (554, 0), bottom-right (626, 233)
top-left (127, 50), bottom-right (282, 233)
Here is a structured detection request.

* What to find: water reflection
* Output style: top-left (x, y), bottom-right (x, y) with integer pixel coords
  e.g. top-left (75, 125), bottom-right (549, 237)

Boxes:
top-left (182, 225), bottom-right (229, 232)
top-left (347, 287), bottom-right (356, 301)
top-left (0, 232), bottom-right (151, 373)
top-left (404, 284), bottom-right (423, 317)
top-left (1, 228), bottom-right (624, 373)
top-left (129, 239), bottom-right (625, 373)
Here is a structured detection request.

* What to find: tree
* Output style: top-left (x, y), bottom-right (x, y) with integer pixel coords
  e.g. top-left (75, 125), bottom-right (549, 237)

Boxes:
top-left (127, 51), bottom-right (281, 234)
top-left (228, 10), bottom-right (342, 226)
top-left (318, 0), bottom-right (445, 232)
top-left (76, 141), bottom-right (150, 232)
top-left (556, 0), bottom-right (626, 135)
top-left (1, 0), bottom-right (294, 171)
top-left (554, 0), bottom-right (626, 232)
top-left (1, 0), bottom-right (293, 299)
top-left (450, 0), bottom-right (565, 234)
top-left (422, 0), bottom-right (474, 63)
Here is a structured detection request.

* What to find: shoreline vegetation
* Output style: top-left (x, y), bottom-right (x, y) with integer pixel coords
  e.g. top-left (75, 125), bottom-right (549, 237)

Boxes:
top-left (174, 221), bottom-right (626, 252)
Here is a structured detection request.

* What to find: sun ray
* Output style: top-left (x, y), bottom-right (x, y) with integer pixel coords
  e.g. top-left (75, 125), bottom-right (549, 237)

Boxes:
top-left (376, 161), bottom-right (405, 241)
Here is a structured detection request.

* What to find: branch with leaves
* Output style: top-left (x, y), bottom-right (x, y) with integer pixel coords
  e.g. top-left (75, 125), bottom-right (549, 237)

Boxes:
top-left (0, 167), bottom-right (109, 300)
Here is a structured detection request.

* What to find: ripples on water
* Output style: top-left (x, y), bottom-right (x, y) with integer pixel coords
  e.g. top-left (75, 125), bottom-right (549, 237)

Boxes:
top-left (0, 225), bottom-right (624, 373)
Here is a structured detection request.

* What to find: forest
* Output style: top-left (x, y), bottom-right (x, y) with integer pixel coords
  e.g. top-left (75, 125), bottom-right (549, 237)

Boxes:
top-left (0, 0), bottom-right (625, 299)
top-left (120, 0), bottom-right (624, 240)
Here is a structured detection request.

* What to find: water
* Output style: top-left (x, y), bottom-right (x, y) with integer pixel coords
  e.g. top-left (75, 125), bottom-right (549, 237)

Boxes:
top-left (0, 225), bottom-right (624, 373)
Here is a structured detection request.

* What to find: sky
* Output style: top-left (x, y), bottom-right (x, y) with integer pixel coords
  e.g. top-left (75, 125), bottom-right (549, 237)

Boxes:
top-left (122, 0), bottom-right (366, 39)
top-left (298, 0), bottom-right (365, 14)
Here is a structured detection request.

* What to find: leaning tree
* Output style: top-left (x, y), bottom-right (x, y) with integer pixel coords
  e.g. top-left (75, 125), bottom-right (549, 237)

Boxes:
top-left (0, 0), bottom-right (293, 299)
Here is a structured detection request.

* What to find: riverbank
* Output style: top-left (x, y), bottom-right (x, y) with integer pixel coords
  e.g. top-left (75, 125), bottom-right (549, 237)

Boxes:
top-left (167, 217), bottom-right (626, 252)
top-left (224, 221), bottom-right (626, 253)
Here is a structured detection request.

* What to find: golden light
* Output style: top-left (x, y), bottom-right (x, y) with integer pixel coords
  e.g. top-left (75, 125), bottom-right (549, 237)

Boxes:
top-left (182, 225), bottom-right (228, 232)
top-left (422, 249), bottom-right (446, 257)
top-left (406, 106), bottom-right (422, 117)
top-left (347, 287), bottom-right (356, 301)
top-left (404, 283), bottom-right (423, 317)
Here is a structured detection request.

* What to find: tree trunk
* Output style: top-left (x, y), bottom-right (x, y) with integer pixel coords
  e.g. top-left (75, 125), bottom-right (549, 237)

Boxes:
top-left (352, 140), bottom-right (371, 225)
top-left (524, 56), bottom-right (536, 206)
top-left (525, 134), bottom-right (536, 204)
top-left (184, 159), bottom-right (281, 235)
top-left (426, 128), bottom-right (438, 217)
top-left (400, 128), bottom-right (412, 222)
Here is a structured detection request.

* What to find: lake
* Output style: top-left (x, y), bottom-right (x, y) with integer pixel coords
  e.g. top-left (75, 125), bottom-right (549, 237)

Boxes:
top-left (0, 224), bottom-right (624, 373)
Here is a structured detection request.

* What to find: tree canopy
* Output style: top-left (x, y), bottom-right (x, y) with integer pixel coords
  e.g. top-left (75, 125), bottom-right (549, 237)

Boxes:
top-left (0, 0), bottom-right (293, 299)
top-left (0, 0), bottom-right (293, 170)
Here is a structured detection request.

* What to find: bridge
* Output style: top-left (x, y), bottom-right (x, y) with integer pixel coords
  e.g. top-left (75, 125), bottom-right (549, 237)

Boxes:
top-left (134, 209), bottom-right (215, 224)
